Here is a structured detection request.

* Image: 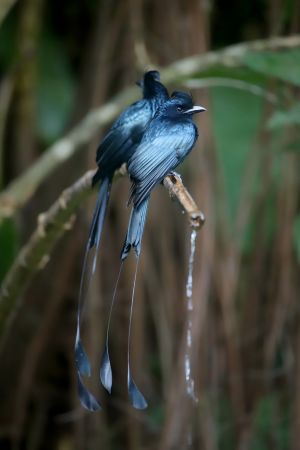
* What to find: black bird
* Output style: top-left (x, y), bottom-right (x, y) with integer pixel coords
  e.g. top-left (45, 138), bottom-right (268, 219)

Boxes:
top-left (90, 70), bottom-right (169, 252)
top-left (119, 91), bottom-right (206, 408)
top-left (122, 92), bottom-right (205, 259)
top-left (75, 71), bottom-right (169, 412)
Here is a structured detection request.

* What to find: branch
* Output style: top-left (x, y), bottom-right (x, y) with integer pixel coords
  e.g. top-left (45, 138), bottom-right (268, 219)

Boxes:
top-left (0, 170), bottom-right (204, 340)
top-left (0, 170), bottom-right (92, 342)
top-left (0, 88), bottom-right (137, 218)
top-left (0, 0), bottom-right (18, 27)
top-left (162, 35), bottom-right (300, 82)
top-left (1, 34), bottom-right (299, 218)
top-left (163, 173), bottom-right (205, 229)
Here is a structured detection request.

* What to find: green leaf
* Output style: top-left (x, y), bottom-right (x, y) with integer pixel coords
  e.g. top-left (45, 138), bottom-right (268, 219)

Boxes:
top-left (37, 34), bottom-right (76, 144)
top-left (286, 140), bottom-right (300, 152)
top-left (211, 86), bottom-right (262, 218)
top-left (242, 50), bottom-right (300, 86)
top-left (267, 103), bottom-right (300, 129)
top-left (250, 393), bottom-right (290, 450)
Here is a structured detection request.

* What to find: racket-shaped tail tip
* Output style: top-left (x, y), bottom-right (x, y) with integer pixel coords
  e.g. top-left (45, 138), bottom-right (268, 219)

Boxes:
top-left (99, 346), bottom-right (113, 394)
top-left (75, 339), bottom-right (91, 377)
top-left (77, 373), bottom-right (101, 412)
top-left (128, 372), bottom-right (148, 410)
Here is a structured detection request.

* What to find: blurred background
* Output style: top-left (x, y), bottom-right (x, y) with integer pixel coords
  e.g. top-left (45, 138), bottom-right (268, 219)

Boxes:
top-left (0, 0), bottom-right (300, 449)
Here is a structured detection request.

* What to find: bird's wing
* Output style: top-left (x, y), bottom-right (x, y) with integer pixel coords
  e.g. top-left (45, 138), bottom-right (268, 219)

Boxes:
top-left (129, 130), bottom-right (195, 207)
top-left (96, 129), bottom-right (131, 174)
top-left (95, 101), bottom-right (151, 176)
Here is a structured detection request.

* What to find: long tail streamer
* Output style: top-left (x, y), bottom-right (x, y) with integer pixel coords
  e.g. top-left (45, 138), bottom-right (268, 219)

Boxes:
top-left (74, 178), bottom-right (111, 411)
top-left (99, 262), bottom-right (124, 393)
top-left (127, 256), bottom-right (148, 409)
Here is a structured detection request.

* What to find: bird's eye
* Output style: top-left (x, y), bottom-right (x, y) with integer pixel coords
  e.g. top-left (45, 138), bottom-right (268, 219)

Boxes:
top-left (177, 106), bottom-right (183, 112)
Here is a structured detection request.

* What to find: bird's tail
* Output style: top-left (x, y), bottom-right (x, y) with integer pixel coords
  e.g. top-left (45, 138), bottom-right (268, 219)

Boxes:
top-left (121, 199), bottom-right (149, 260)
top-left (88, 176), bottom-right (111, 252)
top-left (74, 176), bottom-right (111, 411)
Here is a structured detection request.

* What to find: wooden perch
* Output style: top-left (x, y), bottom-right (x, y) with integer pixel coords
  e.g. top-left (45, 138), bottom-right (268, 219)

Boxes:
top-left (163, 173), bottom-right (205, 229)
top-left (0, 169), bottom-right (205, 341)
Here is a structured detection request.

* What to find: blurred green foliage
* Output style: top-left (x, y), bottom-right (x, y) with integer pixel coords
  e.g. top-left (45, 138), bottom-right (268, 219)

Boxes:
top-left (242, 50), bottom-right (300, 86)
top-left (212, 86), bottom-right (262, 218)
top-left (268, 103), bottom-right (300, 129)
top-left (250, 394), bottom-right (290, 450)
top-left (215, 396), bottom-right (235, 449)
top-left (37, 33), bottom-right (76, 144)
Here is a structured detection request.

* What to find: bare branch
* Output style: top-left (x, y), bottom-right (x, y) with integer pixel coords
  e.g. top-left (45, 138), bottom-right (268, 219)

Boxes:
top-left (163, 173), bottom-right (205, 229)
top-left (0, 170), bottom-right (93, 342)
top-left (0, 34), bottom-right (299, 218)
top-left (0, 170), bottom-right (204, 341)
top-left (0, 0), bottom-right (18, 26)
top-left (161, 35), bottom-right (300, 82)
top-left (183, 78), bottom-right (278, 103)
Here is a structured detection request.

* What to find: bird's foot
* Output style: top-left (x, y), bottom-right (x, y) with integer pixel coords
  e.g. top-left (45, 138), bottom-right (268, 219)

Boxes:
top-left (168, 170), bottom-right (182, 182)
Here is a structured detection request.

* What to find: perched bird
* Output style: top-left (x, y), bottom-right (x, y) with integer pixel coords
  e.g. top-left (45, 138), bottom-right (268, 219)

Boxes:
top-left (119, 91), bottom-right (206, 409)
top-left (122, 91), bottom-right (205, 260)
top-left (75, 71), bottom-right (169, 412)
top-left (90, 70), bottom-right (169, 252)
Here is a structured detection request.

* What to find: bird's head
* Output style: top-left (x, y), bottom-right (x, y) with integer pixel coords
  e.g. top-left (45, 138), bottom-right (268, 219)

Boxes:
top-left (162, 91), bottom-right (206, 118)
top-left (136, 70), bottom-right (169, 101)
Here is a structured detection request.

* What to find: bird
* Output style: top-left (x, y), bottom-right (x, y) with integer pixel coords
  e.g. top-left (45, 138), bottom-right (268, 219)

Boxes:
top-left (115, 91), bottom-right (206, 409)
top-left (122, 91), bottom-right (206, 260)
top-left (90, 70), bottom-right (169, 253)
top-left (75, 71), bottom-right (169, 412)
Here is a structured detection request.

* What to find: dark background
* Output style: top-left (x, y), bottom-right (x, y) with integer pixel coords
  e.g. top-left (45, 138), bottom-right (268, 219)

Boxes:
top-left (0, 0), bottom-right (300, 449)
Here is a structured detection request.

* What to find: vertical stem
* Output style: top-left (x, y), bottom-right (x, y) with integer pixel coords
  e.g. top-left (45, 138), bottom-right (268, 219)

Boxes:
top-left (0, 76), bottom-right (14, 188)
top-left (12, 0), bottom-right (43, 176)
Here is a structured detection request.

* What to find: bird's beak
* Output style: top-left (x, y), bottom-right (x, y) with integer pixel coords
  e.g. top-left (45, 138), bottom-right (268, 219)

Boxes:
top-left (136, 80), bottom-right (143, 87)
top-left (184, 105), bottom-right (206, 114)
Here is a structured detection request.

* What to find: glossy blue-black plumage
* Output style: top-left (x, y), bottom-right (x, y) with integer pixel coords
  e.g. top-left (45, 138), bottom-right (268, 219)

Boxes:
top-left (90, 70), bottom-right (169, 248)
top-left (75, 71), bottom-right (169, 412)
top-left (121, 92), bottom-right (204, 260)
